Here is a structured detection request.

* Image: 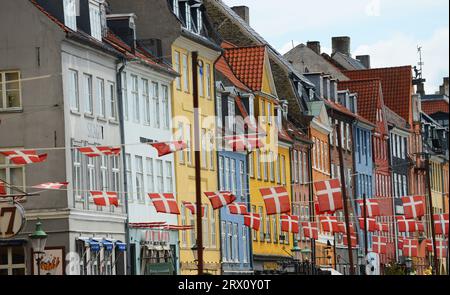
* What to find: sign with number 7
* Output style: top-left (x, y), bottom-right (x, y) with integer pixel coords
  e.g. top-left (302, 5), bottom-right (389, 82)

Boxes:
top-left (0, 202), bottom-right (25, 239)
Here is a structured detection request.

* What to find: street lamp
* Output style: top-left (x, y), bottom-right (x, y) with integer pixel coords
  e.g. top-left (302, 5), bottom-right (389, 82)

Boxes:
top-left (29, 219), bottom-right (47, 275)
top-left (405, 257), bottom-right (413, 275)
top-left (291, 239), bottom-right (301, 274)
top-left (191, 240), bottom-right (204, 263)
top-left (325, 240), bottom-right (332, 267)
top-left (358, 252), bottom-right (365, 275)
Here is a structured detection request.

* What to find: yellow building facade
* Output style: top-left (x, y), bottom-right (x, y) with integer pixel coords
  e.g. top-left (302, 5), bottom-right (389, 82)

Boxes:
top-left (171, 37), bottom-right (221, 274)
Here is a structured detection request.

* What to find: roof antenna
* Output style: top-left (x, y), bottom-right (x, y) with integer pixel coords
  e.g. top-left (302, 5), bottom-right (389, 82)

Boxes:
top-left (414, 46), bottom-right (424, 80)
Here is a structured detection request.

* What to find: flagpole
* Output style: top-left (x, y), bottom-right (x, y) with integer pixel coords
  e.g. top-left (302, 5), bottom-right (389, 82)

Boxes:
top-left (336, 122), bottom-right (355, 275)
top-left (425, 153), bottom-right (439, 275)
top-left (192, 51), bottom-right (204, 275)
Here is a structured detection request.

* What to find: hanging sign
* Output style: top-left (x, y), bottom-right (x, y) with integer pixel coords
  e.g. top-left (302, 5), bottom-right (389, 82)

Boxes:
top-left (0, 201), bottom-right (26, 239)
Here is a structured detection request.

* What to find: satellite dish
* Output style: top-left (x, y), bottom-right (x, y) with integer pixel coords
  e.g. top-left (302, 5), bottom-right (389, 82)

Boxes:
top-left (365, 252), bottom-right (380, 276)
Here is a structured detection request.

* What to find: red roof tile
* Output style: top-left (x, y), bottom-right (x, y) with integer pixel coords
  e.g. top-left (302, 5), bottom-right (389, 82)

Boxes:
top-left (343, 66), bottom-right (413, 125)
top-left (216, 56), bottom-right (250, 91)
top-left (338, 79), bottom-right (382, 124)
top-left (422, 100), bottom-right (449, 115)
top-left (224, 45), bottom-right (266, 92)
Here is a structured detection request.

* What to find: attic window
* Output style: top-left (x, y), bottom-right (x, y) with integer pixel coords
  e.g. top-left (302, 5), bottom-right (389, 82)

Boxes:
top-left (89, 0), bottom-right (102, 41)
top-left (173, 0), bottom-right (180, 17)
top-left (185, 2), bottom-right (192, 31)
top-left (64, 0), bottom-right (77, 31)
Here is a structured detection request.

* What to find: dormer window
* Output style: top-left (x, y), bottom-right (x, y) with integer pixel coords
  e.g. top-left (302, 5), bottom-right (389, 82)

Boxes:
top-left (64, 0), bottom-right (77, 31)
top-left (185, 2), bottom-right (192, 31)
top-left (173, 0), bottom-right (180, 17)
top-left (276, 107), bottom-right (282, 129)
top-left (248, 95), bottom-right (255, 123)
top-left (89, 0), bottom-right (102, 41)
top-left (196, 8), bottom-right (203, 34)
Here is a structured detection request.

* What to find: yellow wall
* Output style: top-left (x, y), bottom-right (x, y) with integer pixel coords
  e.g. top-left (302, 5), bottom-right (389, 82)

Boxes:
top-left (171, 42), bottom-right (221, 274)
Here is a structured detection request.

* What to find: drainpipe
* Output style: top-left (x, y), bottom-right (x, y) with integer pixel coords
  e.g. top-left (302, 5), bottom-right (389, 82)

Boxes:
top-left (307, 128), bottom-right (316, 267)
top-left (116, 57), bottom-right (131, 275)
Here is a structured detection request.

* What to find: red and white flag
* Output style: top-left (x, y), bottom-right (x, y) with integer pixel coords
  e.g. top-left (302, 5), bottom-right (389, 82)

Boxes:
top-left (320, 216), bottom-right (338, 233)
top-left (165, 225), bottom-right (194, 231)
top-left (77, 146), bottom-right (120, 157)
top-left (1, 150), bottom-right (47, 165)
top-left (337, 222), bottom-right (355, 234)
top-left (204, 191), bottom-right (236, 210)
top-left (314, 179), bottom-right (343, 213)
top-left (224, 134), bottom-right (264, 152)
top-left (182, 201), bottom-right (205, 217)
top-left (227, 203), bottom-right (249, 215)
top-left (396, 216), bottom-right (417, 233)
top-left (436, 240), bottom-right (448, 258)
top-left (244, 213), bottom-right (261, 231)
top-left (314, 202), bottom-right (333, 215)
top-left (415, 221), bottom-right (425, 233)
top-left (343, 234), bottom-right (358, 248)
top-left (280, 215), bottom-right (299, 233)
top-left (358, 217), bottom-right (377, 232)
top-left (32, 182), bottom-right (69, 190)
top-left (0, 181), bottom-right (6, 196)
top-left (372, 236), bottom-right (388, 254)
top-left (150, 141), bottom-right (187, 157)
top-left (357, 199), bottom-right (380, 217)
top-left (301, 222), bottom-right (318, 240)
top-left (398, 237), bottom-right (404, 250)
top-left (401, 196), bottom-right (426, 219)
top-left (402, 239), bottom-right (419, 257)
top-left (426, 239), bottom-right (433, 252)
top-left (259, 186), bottom-right (290, 215)
top-left (148, 193), bottom-right (180, 215)
top-left (376, 223), bottom-right (389, 233)
top-left (89, 191), bottom-right (119, 207)
top-left (434, 213), bottom-right (449, 235)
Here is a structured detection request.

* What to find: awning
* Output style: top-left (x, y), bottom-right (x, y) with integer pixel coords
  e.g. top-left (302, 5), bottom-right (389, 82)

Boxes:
top-left (320, 267), bottom-right (343, 275)
top-left (89, 239), bottom-right (101, 252)
top-left (115, 241), bottom-right (127, 252)
top-left (102, 240), bottom-right (114, 252)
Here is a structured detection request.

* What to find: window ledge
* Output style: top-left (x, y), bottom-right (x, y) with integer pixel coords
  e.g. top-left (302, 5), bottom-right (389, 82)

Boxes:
top-left (97, 117), bottom-right (108, 123)
top-left (109, 119), bottom-right (119, 125)
top-left (70, 110), bottom-right (82, 116)
top-left (0, 108), bottom-right (23, 113)
top-left (84, 113), bottom-right (95, 119)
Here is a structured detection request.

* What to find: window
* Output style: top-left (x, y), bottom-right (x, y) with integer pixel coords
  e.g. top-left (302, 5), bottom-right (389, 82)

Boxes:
top-left (72, 149), bottom-right (82, 199)
top-left (205, 63), bottom-right (211, 99)
top-left (0, 246), bottom-right (26, 275)
top-left (259, 207), bottom-right (264, 241)
top-left (272, 217), bottom-right (278, 243)
top-left (211, 207), bottom-right (216, 248)
top-left (256, 150), bottom-right (261, 179)
top-left (276, 155), bottom-right (281, 184)
top-left (68, 70), bottom-right (79, 111)
top-left (155, 160), bottom-right (164, 193)
top-left (97, 78), bottom-right (105, 118)
top-left (281, 155), bottom-right (286, 185)
top-left (173, 51), bottom-right (181, 90)
top-left (261, 100), bottom-right (266, 123)
top-left (186, 124), bottom-right (192, 164)
top-left (135, 156), bottom-right (144, 201)
top-left (252, 205), bottom-right (257, 241)
top-left (249, 96), bottom-right (255, 122)
top-left (162, 85), bottom-right (170, 129)
top-left (87, 156), bottom-right (96, 193)
top-left (231, 159), bottom-right (236, 194)
top-left (242, 225), bottom-right (248, 263)
top-left (346, 123), bottom-right (351, 150)
top-left (233, 224), bottom-right (238, 262)
top-left (219, 156), bottom-right (224, 190)
top-left (226, 222), bottom-right (232, 261)
top-left (201, 129), bottom-right (207, 168)
top-left (402, 175), bottom-right (407, 196)
top-left (131, 75), bottom-right (139, 122)
top-left (216, 94), bottom-right (223, 128)
top-left (293, 150), bottom-right (298, 183)
top-left (165, 162), bottom-right (173, 193)
top-left (298, 151), bottom-right (303, 184)
top-left (267, 103), bottom-right (272, 124)
top-left (177, 122), bottom-right (185, 163)
top-left (202, 206), bottom-right (209, 248)
top-left (189, 212), bottom-right (196, 247)
top-left (152, 82), bottom-right (160, 128)
top-left (182, 54), bottom-right (189, 92)
top-left (146, 158), bottom-right (154, 193)
top-left (227, 98), bottom-right (235, 132)
top-left (196, 7), bottom-right (203, 34)
top-left (198, 63), bottom-right (204, 97)
top-left (312, 138), bottom-right (316, 169)
top-left (89, 1), bottom-right (102, 40)
top-left (239, 161), bottom-right (245, 197)
top-left (111, 156), bottom-right (120, 193)
top-left (221, 221), bottom-right (226, 261)
top-left (266, 215), bottom-right (271, 242)
top-left (84, 74), bottom-right (93, 115)
top-left (142, 79), bottom-right (150, 125)
top-left (172, 0), bottom-right (179, 17)
top-left (121, 72), bottom-right (128, 120)
top-left (125, 154), bottom-right (132, 200)
top-left (269, 152), bottom-right (275, 182)
top-left (263, 152), bottom-right (268, 181)
top-left (0, 153), bottom-right (25, 196)
top-left (224, 157), bottom-right (230, 190)
top-left (209, 133), bottom-right (214, 170)
top-left (249, 152), bottom-right (254, 178)
top-left (185, 2), bottom-right (192, 31)
top-left (107, 82), bottom-right (117, 121)
top-left (99, 155), bottom-right (108, 191)
top-left (303, 152), bottom-right (308, 183)
top-left (63, 0), bottom-right (77, 31)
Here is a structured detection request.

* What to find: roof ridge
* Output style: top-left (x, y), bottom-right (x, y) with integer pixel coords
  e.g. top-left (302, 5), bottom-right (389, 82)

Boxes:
top-left (343, 65), bottom-right (412, 73)
top-left (340, 78), bottom-right (382, 83)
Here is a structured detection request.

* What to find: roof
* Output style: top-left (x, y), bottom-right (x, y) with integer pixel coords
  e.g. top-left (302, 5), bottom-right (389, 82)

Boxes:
top-left (421, 99), bottom-right (450, 116)
top-left (224, 45), bottom-right (266, 92)
top-left (338, 79), bottom-right (382, 124)
top-left (384, 106), bottom-right (409, 131)
top-left (343, 66), bottom-right (413, 125)
top-left (323, 99), bottom-right (356, 119)
top-left (283, 44), bottom-right (350, 81)
top-left (215, 56), bottom-right (250, 92)
top-left (332, 52), bottom-right (367, 70)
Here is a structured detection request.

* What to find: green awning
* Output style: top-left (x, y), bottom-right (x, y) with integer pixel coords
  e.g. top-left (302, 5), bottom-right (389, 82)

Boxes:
top-left (145, 262), bottom-right (174, 275)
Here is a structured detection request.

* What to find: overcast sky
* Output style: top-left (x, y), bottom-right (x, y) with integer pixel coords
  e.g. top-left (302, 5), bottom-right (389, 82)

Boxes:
top-left (222, 0), bottom-right (449, 94)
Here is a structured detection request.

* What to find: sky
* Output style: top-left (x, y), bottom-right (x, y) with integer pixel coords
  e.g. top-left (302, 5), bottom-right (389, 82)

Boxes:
top-left (222, 0), bottom-right (449, 94)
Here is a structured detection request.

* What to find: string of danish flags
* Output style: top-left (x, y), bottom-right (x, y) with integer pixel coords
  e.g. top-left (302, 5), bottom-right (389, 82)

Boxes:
top-left (1, 141), bottom-right (448, 258)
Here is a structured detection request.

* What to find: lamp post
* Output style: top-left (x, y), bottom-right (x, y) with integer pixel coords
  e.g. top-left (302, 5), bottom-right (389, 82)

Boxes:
top-left (325, 240), bottom-right (332, 267)
top-left (291, 239), bottom-right (301, 274)
top-left (357, 252), bottom-right (365, 275)
top-left (405, 257), bottom-right (413, 275)
top-left (191, 240), bottom-right (204, 268)
top-left (29, 219), bottom-right (47, 275)
top-left (300, 247), bottom-right (312, 274)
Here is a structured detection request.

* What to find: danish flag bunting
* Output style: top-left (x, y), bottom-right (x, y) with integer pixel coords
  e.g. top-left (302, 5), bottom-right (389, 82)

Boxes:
top-left (320, 216), bottom-right (339, 233)
top-left (357, 199), bottom-right (380, 217)
top-left (148, 193), bottom-right (180, 215)
top-left (204, 191), bottom-right (236, 210)
top-left (372, 236), bottom-right (388, 254)
top-left (398, 237), bottom-right (404, 250)
top-left (314, 202), bottom-right (333, 215)
top-left (280, 215), bottom-right (300, 233)
top-left (415, 221), bottom-right (425, 233)
top-left (358, 217), bottom-right (377, 232)
top-left (376, 223), bottom-right (389, 233)
top-left (150, 141), bottom-right (187, 157)
top-left (343, 234), bottom-right (358, 248)
top-left (436, 240), bottom-right (448, 258)
top-left (0, 181), bottom-right (6, 196)
top-left (434, 214), bottom-right (449, 235)
top-left (1, 150), bottom-right (47, 165)
top-left (396, 216), bottom-right (417, 233)
top-left (89, 191), bottom-right (119, 207)
top-left (426, 239), bottom-right (433, 252)
top-left (164, 225), bottom-right (194, 231)
top-left (402, 239), bottom-right (419, 257)
top-left (32, 182), bottom-right (69, 190)
top-left (259, 186), bottom-right (290, 215)
top-left (301, 222), bottom-right (318, 240)
top-left (182, 201), bottom-right (205, 217)
top-left (227, 203), bottom-right (249, 215)
top-left (77, 146), bottom-right (120, 157)
top-left (337, 222), bottom-right (355, 234)
top-left (244, 213), bottom-right (261, 231)
top-left (314, 179), bottom-right (343, 214)
top-left (401, 196), bottom-right (426, 219)
top-left (224, 134), bottom-right (264, 152)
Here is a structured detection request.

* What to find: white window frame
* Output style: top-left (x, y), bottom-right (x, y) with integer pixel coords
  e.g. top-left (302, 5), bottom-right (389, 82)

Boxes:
top-left (182, 53), bottom-right (189, 92)
top-left (63, 0), bottom-right (77, 31)
top-left (131, 75), bottom-right (139, 122)
top-left (121, 72), bottom-right (128, 120)
top-left (89, 1), bottom-right (102, 41)
top-left (152, 82), bottom-right (160, 128)
top-left (68, 69), bottom-right (79, 112)
top-left (145, 158), bottom-right (154, 194)
top-left (107, 81), bottom-right (117, 121)
top-left (142, 78), bottom-right (150, 125)
top-left (97, 77), bottom-right (105, 118)
top-left (162, 85), bottom-right (170, 129)
top-left (83, 74), bottom-right (93, 115)
top-left (135, 156), bottom-right (144, 202)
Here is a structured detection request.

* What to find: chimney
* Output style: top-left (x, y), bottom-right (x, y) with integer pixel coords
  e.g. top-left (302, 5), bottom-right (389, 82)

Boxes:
top-left (106, 14), bottom-right (137, 53)
top-left (307, 41), bottom-right (321, 55)
top-left (332, 36), bottom-right (351, 56)
top-left (439, 77), bottom-right (449, 96)
top-left (231, 6), bottom-right (250, 25)
top-left (356, 55), bottom-right (371, 69)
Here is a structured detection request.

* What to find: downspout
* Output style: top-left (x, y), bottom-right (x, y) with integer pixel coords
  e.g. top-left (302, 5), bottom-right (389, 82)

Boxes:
top-left (307, 127), bottom-right (316, 266)
top-left (116, 57), bottom-right (131, 275)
